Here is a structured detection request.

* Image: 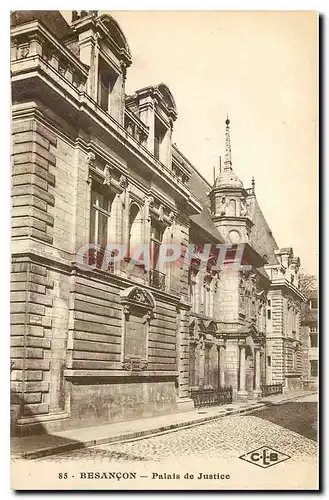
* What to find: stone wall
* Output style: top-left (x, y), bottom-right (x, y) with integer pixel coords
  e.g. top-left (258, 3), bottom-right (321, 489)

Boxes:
top-left (10, 104), bottom-right (190, 434)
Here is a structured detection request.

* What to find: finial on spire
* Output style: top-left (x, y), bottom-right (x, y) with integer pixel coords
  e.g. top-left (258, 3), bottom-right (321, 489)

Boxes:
top-left (223, 115), bottom-right (232, 171)
top-left (252, 176), bottom-right (255, 194)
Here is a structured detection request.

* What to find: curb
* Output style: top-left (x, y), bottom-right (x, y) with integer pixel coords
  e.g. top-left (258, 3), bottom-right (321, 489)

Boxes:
top-left (260, 391), bottom-right (318, 406)
top-left (12, 402), bottom-right (266, 460)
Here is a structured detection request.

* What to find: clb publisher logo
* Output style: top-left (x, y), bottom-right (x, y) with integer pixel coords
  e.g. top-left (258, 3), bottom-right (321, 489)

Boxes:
top-left (239, 446), bottom-right (291, 469)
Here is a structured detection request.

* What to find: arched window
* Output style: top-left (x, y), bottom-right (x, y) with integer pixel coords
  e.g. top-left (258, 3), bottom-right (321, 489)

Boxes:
top-left (227, 199), bottom-right (236, 216)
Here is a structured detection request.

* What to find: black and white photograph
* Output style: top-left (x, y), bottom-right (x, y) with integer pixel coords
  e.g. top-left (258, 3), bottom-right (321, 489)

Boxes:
top-left (9, 9), bottom-right (318, 491)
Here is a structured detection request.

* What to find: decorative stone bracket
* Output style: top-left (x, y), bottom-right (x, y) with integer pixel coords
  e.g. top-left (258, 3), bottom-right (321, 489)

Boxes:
top-left (122, 357), bottom-right (148, 371)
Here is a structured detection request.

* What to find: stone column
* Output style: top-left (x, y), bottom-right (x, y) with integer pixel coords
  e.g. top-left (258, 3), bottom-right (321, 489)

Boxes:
top-left (237, 339), bottom-right (248, 400)
top-left (217, 337), bottom-right (226, 388)
top-left (176, 300), bottom-right (194, 412)
top-left (253, 345), bottom-right (262, 399)
top-left (198, 330), bottom-right (206, 387)
top-left (139, 98), bottom-right (155, 154)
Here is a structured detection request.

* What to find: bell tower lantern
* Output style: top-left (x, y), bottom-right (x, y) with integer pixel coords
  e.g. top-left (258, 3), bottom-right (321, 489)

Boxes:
top-left (209, 117), bottom-right (254, 244)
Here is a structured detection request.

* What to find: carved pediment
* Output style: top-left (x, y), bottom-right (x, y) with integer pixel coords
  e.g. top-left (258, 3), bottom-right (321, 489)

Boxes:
top-left (205, 320), bottom-right (218, 333)
top-left (120, 286), bottom-right (155, 310)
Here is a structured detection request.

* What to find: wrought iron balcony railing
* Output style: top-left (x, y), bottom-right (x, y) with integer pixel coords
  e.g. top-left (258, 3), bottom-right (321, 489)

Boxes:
top-left (87, 246), bottom-right (115, 274)
top-left (149, 269), bottom-right (166, 291)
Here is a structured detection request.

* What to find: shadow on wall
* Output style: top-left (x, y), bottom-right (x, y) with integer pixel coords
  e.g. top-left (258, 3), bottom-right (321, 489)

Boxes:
top-left (10, 363), bottom-right (81, 459)
top-left (10, 392), bottom-right (84, 460)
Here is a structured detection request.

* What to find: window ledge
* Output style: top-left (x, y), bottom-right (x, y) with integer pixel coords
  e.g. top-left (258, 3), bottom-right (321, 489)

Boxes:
top-left (64, 369), bottom-right (178, 379)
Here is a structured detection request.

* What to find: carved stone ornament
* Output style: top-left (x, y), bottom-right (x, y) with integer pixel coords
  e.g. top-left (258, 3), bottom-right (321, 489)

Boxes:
top-left (168, 211), bottom-right (175, 224)
top-left (144, 195), bottom-right (154, 207)
top-left (158, 204), bottom-right (165, 221)
top-left (220, 196), bottom-right (227, 216)
top-left (250, 272), bottom-right (257, 283)
top-left (103, 164), bottom-right (112, 186)
top-left (93, 32), bottom-right (102, 44)
top-left (19, 44), bottom-right (30, 59)
top-left (143, 310), bottom-right (154, 324)
top-left (119, 174), bottom-right (129, 189)
top-left (238, 338), bottom-right (247, 348)
top-left (240, 197), bottom-right (248, 217)
top-left (123, 304), bottom-right (130, 317)
top-left (122, 357), bottom-right (148, 371)
top-left (130, 288), bottom-right (148, 304)
top-left (216, 334), bottom-right (226, 347)
top-left (86, 151), bottom-right (96, 166)
top-left (120, 60), bottom-right (127, 80)
top-left (58, 60), bottom-right (66, 76)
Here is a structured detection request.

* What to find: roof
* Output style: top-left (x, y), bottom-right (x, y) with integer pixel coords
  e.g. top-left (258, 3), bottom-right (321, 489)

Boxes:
top-left (248, 196), bottom-right (279, 265)
top-left (173, 147), bottom-right (224, 243)
top-left (11, 11), bottom-right (71, 39)
top-left (214, 169), bottom-right (243, 189)
top-left (97, 13), bottom-right (132, 62)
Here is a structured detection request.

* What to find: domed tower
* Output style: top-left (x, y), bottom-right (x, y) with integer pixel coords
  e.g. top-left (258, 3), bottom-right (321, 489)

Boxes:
top-left (209, 117), bottom-right (253, 244)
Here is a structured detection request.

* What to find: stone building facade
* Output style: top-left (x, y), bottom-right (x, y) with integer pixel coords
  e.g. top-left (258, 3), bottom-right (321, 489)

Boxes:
top-left (10, 11), bottom-right (305, 436)
top-left (301, 290), bottom-right (318, 390)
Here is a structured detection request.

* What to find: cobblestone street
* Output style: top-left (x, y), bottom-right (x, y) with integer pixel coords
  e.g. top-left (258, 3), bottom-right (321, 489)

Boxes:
top-left (36, 394), bottom-right (317, 464)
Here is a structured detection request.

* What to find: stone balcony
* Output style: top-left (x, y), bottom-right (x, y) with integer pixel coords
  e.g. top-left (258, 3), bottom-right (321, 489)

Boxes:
top-left (124, 108), bottom-right (149, 147)
top-left (11, 19), bottom-right (202, 217)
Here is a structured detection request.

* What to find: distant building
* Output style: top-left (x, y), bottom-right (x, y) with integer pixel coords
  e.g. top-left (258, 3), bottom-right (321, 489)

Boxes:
top-left (301, 289), bottom-right (318, 389)
top-left (11, 10), bottom-right (306, 436)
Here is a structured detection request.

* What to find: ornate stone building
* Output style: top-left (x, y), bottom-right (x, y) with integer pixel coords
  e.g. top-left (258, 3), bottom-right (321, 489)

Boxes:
top-left (10, 11), bottom-right (305, 436)
top-left (301, 289), bottom-right (318, 389)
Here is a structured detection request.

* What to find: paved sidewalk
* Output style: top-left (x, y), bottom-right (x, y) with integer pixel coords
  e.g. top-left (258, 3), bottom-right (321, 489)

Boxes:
top-left (11, 389), bottom-right (316, 460)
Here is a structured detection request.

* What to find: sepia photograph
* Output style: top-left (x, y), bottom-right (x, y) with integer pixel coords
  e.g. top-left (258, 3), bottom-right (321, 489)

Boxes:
top-left (9, 8), bottom-right (319, 491)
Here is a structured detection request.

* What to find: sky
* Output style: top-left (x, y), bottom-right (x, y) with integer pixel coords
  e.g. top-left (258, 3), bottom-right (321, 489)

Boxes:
top-left (63, 10), bottom-right (318, 275)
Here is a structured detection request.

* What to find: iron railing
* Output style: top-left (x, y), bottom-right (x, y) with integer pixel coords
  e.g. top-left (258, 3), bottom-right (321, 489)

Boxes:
top-left (88, 247), bottom-right (115, 273)
top-left (149, 269), bottom-right (166, 290)
top-left (261, 383), bottom-right (283, 397)
top-left (189, 386), bottom-right (233, 408)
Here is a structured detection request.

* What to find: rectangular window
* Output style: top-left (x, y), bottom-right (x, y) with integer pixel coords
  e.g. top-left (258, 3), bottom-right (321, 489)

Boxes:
top-left (267, 356), bottom-right (271, 367)
top-left (310, 333), bottom-right (318, 348)
top-left (310, 326), bottom-right (318, 333)
top-left (98, 70), bottom-right (110, 112)
top-left (150, 221), bottom-right (164, 270)
top-left (267, 309), bottom-right (271, 320)
top-left (97, 57), bottom-right (118, 114)
top-left (89, 181), bottom-right (113, 268)
top-left (149, 220), bottom-right (166, 290)
top-left (90, 182), bottom-right (112, 245)
top-left (310, 360), bottom-right (318, 377)
top-left (154, 117), bottom-right (167, 161)
top-left (309, 298), bottom-right (318, 309)
top-left (267, 300), bottom-right (271, 307)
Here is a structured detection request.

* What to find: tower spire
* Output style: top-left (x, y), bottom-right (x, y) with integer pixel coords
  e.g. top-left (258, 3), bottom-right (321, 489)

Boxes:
top-left (223, 115), bottom-right (232, 171)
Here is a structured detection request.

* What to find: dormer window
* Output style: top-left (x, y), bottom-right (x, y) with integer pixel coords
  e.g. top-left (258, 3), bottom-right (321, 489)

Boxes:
top-left (97, 57), bottom-right (118, 114)
top-left (154, 117), bottom-right (167, 162)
